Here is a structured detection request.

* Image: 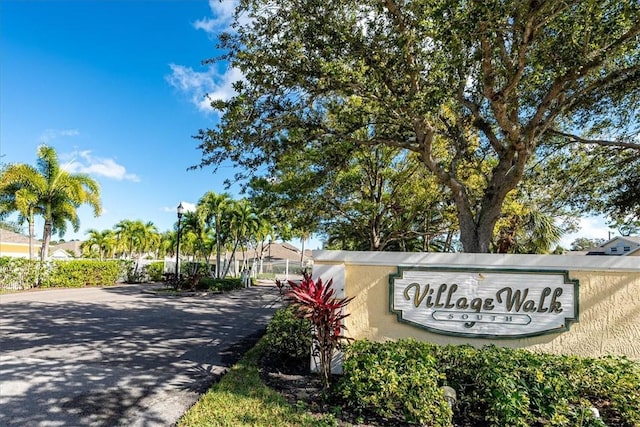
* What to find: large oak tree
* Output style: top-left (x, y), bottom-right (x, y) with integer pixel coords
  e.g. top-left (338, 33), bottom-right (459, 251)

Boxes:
top-left (195, 0), bottom-right (640, 252)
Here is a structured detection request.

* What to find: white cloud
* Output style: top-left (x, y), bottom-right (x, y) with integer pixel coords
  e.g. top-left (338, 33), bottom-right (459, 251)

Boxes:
top-left (166, 63), bottom-right (243, 113)
top-left (167, 0), bottom-right (249, 113)
top-left (39, 129), bottom-right (80, 143)
top-left (161, 201), bottom-right (196, 213)
top-left (61, 150), bottom-right (140, 182)
top-left (193, 0), bottom-right (238, 34)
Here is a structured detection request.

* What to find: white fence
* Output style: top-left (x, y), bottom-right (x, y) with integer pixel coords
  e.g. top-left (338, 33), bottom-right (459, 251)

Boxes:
top-left (163, 257), bottom-right (313, 281)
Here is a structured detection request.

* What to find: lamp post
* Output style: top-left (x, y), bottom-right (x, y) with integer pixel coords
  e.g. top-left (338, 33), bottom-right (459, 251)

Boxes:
top-left (175, 202), bottom-right (184, 282)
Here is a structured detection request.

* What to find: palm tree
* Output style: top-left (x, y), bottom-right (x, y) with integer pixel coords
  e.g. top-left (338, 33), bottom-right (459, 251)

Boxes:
top-left (114, 219), bottom-right (135, 258)
top-left (198, 191), bottom-right (232, 278)
top-left (224, 199), bottom-right (260, 277)
top-left (114, 219), bottom-right (159, 259)
top-left (83, 229), bottom-right (116, 260)
top-left (251, 216), bottom-right (275, 275)
top-left (0, 183), bottom-right (41, 259)
top-left (158, 230), bottom-right (176, 258)
top-left (295, 228), bottom-right (312, 263)
top-left (0, 145), bottom-right (101, 260)
top-left (494, 208), bottom-right (564, 254)
top-left (180, 210), bottom-right (215, 272)
top-left (136, 221), bottom-right (159, 259)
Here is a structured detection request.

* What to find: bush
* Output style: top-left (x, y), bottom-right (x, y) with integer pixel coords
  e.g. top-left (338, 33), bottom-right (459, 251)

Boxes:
top-left (431, 344), bottom-right (639, 427)
top-left (259, 305), bottom-right (313, 374)
top-left (576, 355), bottom-right (640, 426)
top-left (337, 339), bottom-right (453, 426)
top-left (0, 257), bottom-right (44, 289)
top-left (146, 261), bottom-right (164, 282)
top-left (124, 260), bottom-right (146, 283)
top-left (195, 277), bottom-right (244, 292)
top-left (281, 273), bottom-right (353, 389)
top-left (0, 257), bottom-right (123, 289)
top-left (41, 260), bottom-right (121, 288)
top-left (332, 340), bottom-right (640, 427)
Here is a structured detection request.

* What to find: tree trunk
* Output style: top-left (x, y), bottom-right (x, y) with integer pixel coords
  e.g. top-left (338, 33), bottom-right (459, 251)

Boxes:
top-left (216, 240), bottom-right (222, 279)
top-left (40, 220), bottom-right (52, 261)
top-left (457, 213), bottom-right (493, 253)
top-left (369, 215), bottom-right (382, 251)
top-left (456, 154), bottom-right (528, 252)
top-left (223, 239), bottom-right (240, 277)
top-left (28, 219), bottom-right (35, 260)
top-left (215, 218), bottom-right (222, 278)
top-left (444, 229), bottom-right (453, 252)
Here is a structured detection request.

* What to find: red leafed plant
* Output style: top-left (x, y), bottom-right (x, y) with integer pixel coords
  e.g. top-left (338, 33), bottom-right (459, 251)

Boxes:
top-left (277, 272), bottom-right (354, 388)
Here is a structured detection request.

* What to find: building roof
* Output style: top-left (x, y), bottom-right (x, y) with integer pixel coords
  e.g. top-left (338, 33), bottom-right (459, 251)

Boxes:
top-left (54, 240), bottom-right (82, 257)
top-left (0, 228), bottom-right (32, 244)
top-left (0, 228), bottom-right (84, 258)
top-left (228, 241), bottom-right (313, 262)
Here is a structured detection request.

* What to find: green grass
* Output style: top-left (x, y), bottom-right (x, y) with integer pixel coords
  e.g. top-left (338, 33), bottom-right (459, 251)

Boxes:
top-left (178, 342), bottom-right (337, 427)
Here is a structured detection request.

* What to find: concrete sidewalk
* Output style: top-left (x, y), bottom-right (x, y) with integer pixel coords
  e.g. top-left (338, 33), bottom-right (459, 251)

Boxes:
top-left (0, 283), bottom-right (283, 426)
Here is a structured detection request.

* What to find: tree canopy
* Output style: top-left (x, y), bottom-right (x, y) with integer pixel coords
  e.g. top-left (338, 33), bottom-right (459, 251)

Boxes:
top-left (194, 0), bottom-right (640, 252)
top-left (248, 145), bottom-right (459, 251)
top-left (0, 145), bottom-right (102, 260)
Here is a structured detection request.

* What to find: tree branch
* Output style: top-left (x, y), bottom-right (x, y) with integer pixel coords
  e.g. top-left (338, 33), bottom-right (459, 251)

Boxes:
top-left (536, 63), bottom-right (640, 135)
top-left (548, 129), bottom-right (640, 150)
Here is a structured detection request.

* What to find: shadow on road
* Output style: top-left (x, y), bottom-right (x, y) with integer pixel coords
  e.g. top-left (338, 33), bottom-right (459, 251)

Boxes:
top-left (0, 284), bottom-right (282, 426)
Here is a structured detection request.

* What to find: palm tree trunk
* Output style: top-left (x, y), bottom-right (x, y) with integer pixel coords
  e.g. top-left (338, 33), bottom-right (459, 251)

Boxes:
top-left (215, 222), bottom-right (222, 278)
top-left (28, 218), bottom-right (35, 260)
top-left (40, 220), bottom-right (52, 261)
top-left (223, 240), bottom-right (241, 277)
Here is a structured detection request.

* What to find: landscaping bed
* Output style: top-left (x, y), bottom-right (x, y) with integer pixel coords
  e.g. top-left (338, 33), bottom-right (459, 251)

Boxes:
top-left (259, 307), bottom-right (640, 427)
top-left (181, 305), bottom-right (640, 427)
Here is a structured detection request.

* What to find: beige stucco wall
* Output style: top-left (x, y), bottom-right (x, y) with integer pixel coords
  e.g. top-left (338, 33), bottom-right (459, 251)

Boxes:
top-left (313, 251), bottom-right (640, 360)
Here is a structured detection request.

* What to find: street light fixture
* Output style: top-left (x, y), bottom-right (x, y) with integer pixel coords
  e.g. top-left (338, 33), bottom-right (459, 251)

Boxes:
top-left (175, 202), bottom-right (184, 283)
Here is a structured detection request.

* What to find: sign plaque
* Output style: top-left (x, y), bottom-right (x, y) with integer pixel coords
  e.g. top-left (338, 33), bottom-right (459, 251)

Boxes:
top-left (389, 267), bottom-right (579, 338)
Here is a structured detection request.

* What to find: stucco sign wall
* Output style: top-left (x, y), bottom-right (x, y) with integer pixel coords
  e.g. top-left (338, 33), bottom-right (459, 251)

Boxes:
top-left (390, 267), bottom-right (579, 338)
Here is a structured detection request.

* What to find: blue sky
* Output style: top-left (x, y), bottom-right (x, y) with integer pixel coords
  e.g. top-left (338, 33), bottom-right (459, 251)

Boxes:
top-left (0, 0), bottom-right (613, 248)
top-left (1, 0), bottom-right (254, 242)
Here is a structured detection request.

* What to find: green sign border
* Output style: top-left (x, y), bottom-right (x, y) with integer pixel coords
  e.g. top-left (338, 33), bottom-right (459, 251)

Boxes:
top-left (389, 266), bottom-right (580, 339)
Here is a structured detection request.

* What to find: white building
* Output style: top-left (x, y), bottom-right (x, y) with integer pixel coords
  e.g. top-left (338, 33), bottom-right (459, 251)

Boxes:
top-left (586, 236), bottom-right (640, 256)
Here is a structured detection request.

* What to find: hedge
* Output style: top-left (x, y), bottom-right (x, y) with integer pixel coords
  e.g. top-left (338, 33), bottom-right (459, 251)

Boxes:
top-left (0, 257), bottom-right (126, 289)
top-left (336, 339), bottom-right (640, 427)
top-left (41, 260), bottom-right (122, 288)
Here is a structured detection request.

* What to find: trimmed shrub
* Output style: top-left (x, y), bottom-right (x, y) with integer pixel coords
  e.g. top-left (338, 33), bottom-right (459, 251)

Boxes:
top-left (41, 260), bottom-right (121, 288)
top-left (0, 257), bottom-right (44, 289)
top-left (333, 340), bottom-right (639, 427)
top-left (432, 344), bottom-right (639, 427)
top-left (1, 258), bottom-right (127, 289)
top-left (337, 339), bottom-right (453, 426)
top-left (146, 261), bottom-right (164, 282)
top-left (259, 305), bottom-right (313, 374)
top-left (196, 277), bottom-right (243, 292)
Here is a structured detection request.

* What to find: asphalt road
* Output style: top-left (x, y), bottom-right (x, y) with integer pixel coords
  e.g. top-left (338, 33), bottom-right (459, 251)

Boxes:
top-left (0, 283), bottom-right (283, 426)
